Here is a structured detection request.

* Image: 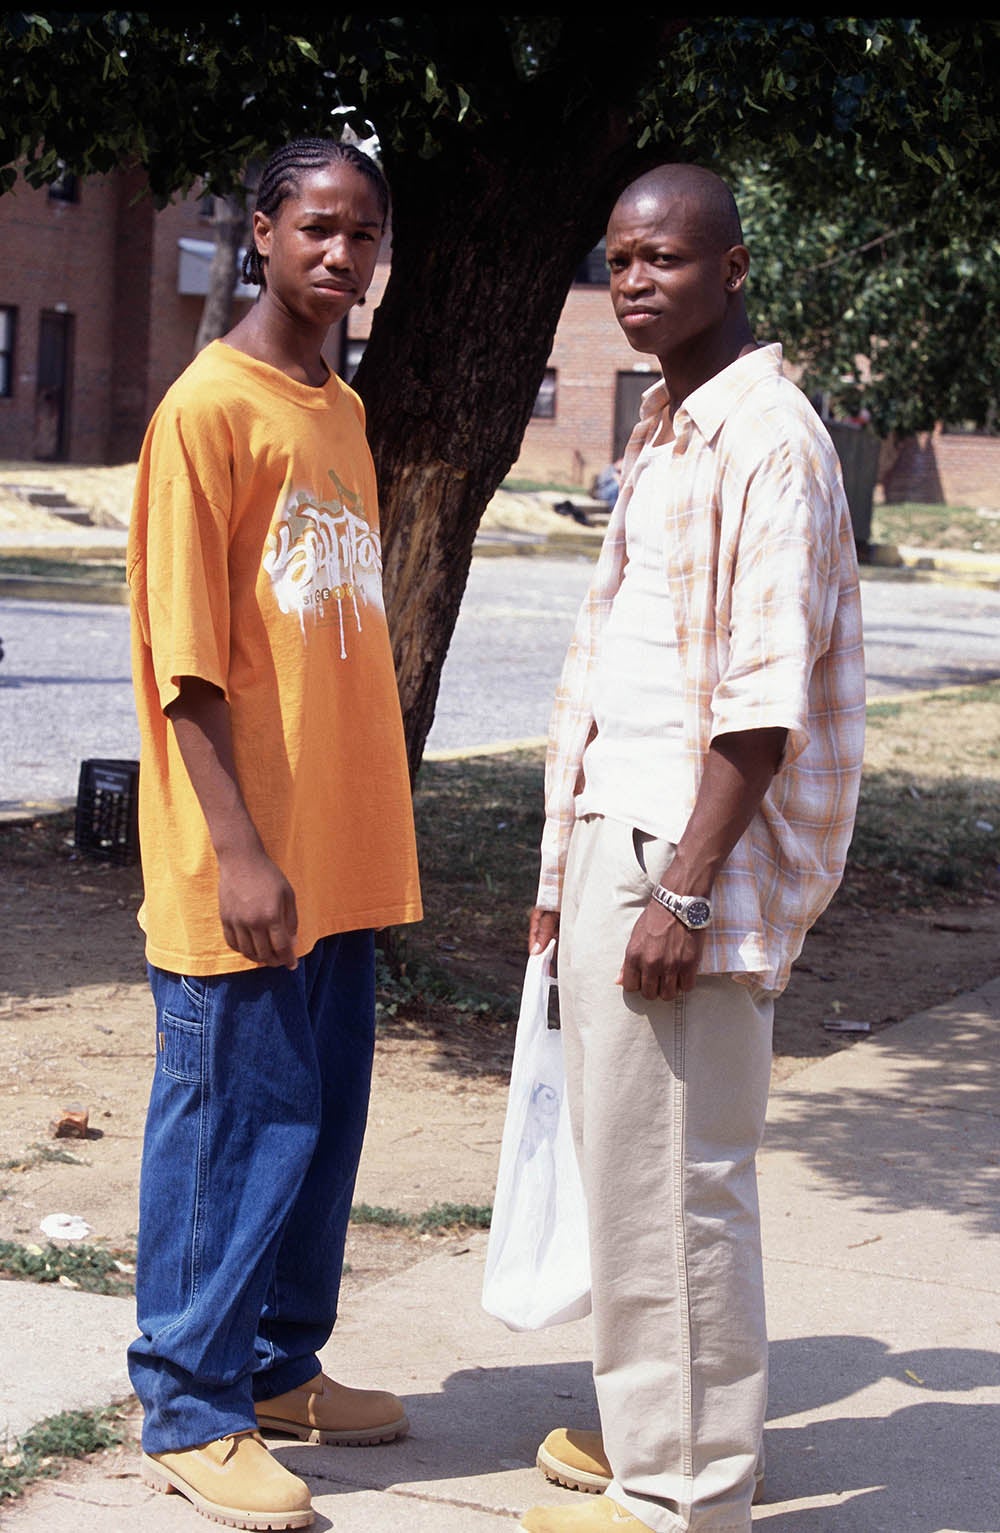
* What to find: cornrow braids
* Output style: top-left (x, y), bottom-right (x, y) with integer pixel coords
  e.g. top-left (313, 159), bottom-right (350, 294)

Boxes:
top-left (241, 138), bottom-right (389, 289)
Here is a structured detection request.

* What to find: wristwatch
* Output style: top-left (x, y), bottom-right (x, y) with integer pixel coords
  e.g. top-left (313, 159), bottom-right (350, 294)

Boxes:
top-left (650, 886), bottom-right (713, 930)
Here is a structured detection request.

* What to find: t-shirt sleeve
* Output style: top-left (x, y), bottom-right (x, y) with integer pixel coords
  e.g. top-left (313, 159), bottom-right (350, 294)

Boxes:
top-left (127, 397), bottom-right (234, 713)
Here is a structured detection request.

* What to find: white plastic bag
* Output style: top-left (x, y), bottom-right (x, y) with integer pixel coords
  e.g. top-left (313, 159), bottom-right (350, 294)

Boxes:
top-left (482, 940), bottom-right (591, 1331)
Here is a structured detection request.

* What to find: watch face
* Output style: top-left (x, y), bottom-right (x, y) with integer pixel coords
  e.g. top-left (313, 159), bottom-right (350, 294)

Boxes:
top-left (685, 899), bottom-right (711, 928)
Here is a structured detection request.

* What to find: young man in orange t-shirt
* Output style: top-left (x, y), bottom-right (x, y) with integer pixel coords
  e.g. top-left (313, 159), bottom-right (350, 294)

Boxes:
top-left (127, 139), bottom-right (421, 1531)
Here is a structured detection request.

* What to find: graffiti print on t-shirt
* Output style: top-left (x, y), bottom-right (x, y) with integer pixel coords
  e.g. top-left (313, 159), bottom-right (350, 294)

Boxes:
top-left (263, 468), bottom-right (384, 656)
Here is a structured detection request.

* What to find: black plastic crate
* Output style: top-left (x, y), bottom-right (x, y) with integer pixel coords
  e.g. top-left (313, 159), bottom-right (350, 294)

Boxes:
top-left (74, 758), bottom-right (139, 866)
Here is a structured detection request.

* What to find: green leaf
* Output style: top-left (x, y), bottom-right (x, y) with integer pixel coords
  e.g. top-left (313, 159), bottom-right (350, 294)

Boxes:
top-left (290, 36), bottom-right (320, 65)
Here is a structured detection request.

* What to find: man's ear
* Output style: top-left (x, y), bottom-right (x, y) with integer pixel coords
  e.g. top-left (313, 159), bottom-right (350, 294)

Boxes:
top-left (724, 244), bottom-right (750, 292)
top-left (252, 209), bottom-right (272, 265)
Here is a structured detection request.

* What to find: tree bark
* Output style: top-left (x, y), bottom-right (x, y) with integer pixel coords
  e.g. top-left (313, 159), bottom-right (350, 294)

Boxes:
top-left (194, 191), bottom-right (247, 353)
top-left (355, 89), bottom-right (668, 778)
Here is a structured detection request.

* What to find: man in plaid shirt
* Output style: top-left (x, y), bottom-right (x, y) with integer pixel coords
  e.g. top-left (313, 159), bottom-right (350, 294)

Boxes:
top-left (520, 165), bottom-right (865, 1533)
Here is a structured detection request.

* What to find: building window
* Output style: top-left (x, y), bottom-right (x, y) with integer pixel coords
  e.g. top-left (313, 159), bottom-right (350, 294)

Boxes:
top-left (0, 307), bottom-right (15, 397)
top-left (532, 368), bottom-right (557, 419)
top-left (48, 165), bottom-right (79, 204)
top-left (574, 241), bottom-right (608, 285)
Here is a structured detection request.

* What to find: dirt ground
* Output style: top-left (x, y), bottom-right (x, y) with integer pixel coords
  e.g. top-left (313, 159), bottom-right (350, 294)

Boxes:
top-left (2, 812), bottom-right (999, 1295)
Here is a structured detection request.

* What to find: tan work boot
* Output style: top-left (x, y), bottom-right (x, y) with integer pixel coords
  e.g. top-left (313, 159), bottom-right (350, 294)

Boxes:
top-left (538, 1428), bottom-right (611, 1493)
top-left (255, 1371), bottom-right (408, 1446)
top-left (537, 1426), bottom-right (766, 1503)
top-left (142, 1429), bottom-right (313, 1529)
top-left (520, 1498), bottom-right (646, 1531)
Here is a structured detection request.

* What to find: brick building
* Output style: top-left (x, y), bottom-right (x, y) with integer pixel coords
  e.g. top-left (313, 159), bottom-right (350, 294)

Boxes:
top-left (0, 166), bottom-right (254, 465)
top-left (3, 168), bottom-right (997, 508)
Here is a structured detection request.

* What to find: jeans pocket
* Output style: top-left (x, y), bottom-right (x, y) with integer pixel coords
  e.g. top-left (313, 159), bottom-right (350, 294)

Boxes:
top-left (630, 825), bottom-right (656, 891)
top-left (179, 974), bottom-right (207, 1007)
top-left (160, 1012), bottom-right (204, 1084)
top-left (631, 825), bottom-right (678, 892)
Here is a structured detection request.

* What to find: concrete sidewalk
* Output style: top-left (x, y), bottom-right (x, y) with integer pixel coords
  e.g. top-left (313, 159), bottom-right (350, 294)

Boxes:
top-left (2, 976), bottom-right (998, 1531)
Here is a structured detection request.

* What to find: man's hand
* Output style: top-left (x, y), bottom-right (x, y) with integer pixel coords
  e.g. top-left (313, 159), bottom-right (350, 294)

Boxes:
top-left (167, 676), bottom-right (300, 970)
top-left (528, 906), bottom-right (559, 956)
top-left (616, 727), bottom-right (787, 1001)
top-left (217, 844), bottom-right (299, 969)
top-left (618, 900), bottom-right (704, 1000)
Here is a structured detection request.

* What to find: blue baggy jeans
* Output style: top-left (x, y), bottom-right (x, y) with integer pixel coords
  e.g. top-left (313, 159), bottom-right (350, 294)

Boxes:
top-left (127, 930), bottom-right (376, 1453)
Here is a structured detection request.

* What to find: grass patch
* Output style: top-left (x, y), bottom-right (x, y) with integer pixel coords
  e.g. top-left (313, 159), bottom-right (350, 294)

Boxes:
top-left (350, 1203), bottom-right (412, 1229)
top-left (845, 681), bottom-right (1000, 907)
top-left (872, 500), bottom-right (1000, 555)
top-left (351, 1202), bottom-right (492, 1233)
top-left (0, 1405), bottom-right (127, 1503)
top-left (0, 1240), bottom-right (136, 1295)
top-left (374, 946), bottom-right (496, 1019)
top-left (501, 476), bottom-right (582, 495)
top-left (415, 1202), bottom-right (492, 1232)
top-left (1, 1144), bottom-right (88, 1171)
top-left (866, 700), bottom-right (904, 724)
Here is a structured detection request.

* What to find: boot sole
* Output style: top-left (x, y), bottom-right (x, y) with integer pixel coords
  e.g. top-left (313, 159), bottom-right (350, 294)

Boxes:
top-left (536, 1444), bottom-right (608, 1493)
top-left (141, 1456), bottom-right (314, 1530)
top-left (255, 1411), bottom-right (409, 1447)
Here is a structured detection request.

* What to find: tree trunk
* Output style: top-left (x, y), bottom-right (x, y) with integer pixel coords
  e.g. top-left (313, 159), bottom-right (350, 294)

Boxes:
top-left (194, 191), bottom-right (247, 353)
top-left (355, 99), bottom-right (664, 779)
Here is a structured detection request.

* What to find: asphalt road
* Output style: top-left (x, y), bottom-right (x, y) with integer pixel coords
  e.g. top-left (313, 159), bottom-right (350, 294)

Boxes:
top-left (2, 559), bottom-right (999, 808)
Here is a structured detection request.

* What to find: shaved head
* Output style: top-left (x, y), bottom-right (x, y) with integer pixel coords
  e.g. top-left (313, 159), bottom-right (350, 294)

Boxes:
top-left (614, 164), bottom-right (743, 253)
top-left (604, 161), bottom-right (754, 385)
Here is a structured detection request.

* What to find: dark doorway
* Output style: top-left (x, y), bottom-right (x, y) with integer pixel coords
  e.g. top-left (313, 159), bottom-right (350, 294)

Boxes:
top-left (34, 310), bottom-right (74, 461)
top-left (613, 370), bottom-right (655, 461)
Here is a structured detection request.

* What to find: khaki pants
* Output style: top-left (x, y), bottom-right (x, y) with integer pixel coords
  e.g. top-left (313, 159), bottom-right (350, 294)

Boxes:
top-left (558, 815), bottom-right (774, 1533)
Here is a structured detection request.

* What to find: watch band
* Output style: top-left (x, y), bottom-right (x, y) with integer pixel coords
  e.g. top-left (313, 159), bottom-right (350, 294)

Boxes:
top-left (650, 885), bottom-right (713, 930)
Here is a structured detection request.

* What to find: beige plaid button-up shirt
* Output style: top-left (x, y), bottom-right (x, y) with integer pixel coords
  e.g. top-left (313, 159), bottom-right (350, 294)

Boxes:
top-left (536, 343), bottom-right (865, 994)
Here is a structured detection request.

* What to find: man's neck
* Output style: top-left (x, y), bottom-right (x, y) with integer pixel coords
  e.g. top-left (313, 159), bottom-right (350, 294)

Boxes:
top-left (660, 327), bottom-right (758, 421)
top-left (224, 302), bottom-right (331, 389)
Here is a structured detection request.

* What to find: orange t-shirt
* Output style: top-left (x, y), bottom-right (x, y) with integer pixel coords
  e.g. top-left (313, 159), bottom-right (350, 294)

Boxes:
top-left (127, 341), bottom-right (422, 974)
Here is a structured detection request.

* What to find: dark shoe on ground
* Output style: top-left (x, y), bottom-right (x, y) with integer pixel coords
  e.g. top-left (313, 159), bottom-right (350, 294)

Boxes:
top-left (255, 1371), bottom-right (409, 1446)
top-left (537, 1426), bottom-right (766, 1503)
top-left (142, 1429), bottom-right (313, 1530)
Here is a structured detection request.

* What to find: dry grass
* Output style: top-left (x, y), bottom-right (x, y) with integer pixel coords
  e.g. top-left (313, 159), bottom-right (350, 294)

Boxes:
top-left (849, 683), bottom-right (1000, 904)
top-left (872, 500), bottom-right (1000, 554)
top-left (0, 462), bottom-right (136, 530)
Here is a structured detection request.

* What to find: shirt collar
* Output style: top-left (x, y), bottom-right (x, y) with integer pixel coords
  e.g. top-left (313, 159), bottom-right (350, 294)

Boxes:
top-left (638, 342), bottom-right (785, 444)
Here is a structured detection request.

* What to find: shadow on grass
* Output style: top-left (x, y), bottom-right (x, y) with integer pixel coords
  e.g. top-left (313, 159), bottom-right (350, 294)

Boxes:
top-left (2, 740), bottom-right (996, 1092)
top-left (844, 765), bottom-right (1000, 907)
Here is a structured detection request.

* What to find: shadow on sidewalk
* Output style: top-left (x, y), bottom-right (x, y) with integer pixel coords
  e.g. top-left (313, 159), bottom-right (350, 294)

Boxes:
top-left (764, 974), bottom-right (1000, 1240)
top-left (264, 1340), bottom-right (999, 1530)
